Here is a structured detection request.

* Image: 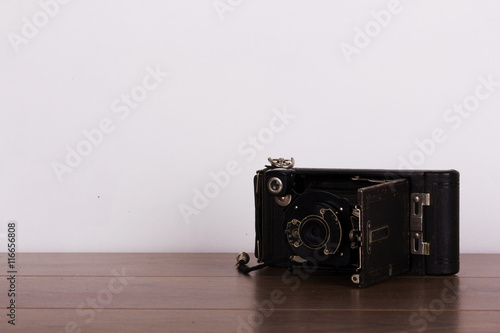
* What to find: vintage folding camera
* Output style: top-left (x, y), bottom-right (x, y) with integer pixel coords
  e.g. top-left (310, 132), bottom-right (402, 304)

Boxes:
top-left (237, 158), bottom-right (459, 287)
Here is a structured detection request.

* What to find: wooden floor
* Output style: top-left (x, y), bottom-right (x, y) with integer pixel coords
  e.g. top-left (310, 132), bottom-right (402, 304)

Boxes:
top-left (0, 253), bottom-right (499, 332)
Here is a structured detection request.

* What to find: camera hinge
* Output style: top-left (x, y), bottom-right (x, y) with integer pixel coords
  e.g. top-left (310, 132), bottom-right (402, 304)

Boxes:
top-left (410, 193), bottom-right (430, 256)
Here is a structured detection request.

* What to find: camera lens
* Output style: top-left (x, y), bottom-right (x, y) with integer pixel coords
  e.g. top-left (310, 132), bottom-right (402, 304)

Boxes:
top-left (267, 177), bottom-right (283, 194)
top-left (300, 217), bottom-right (328, 249)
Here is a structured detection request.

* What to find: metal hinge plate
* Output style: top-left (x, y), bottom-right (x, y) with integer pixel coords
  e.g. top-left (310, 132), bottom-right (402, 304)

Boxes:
top-left (410, 193), bottom-right (431, 256)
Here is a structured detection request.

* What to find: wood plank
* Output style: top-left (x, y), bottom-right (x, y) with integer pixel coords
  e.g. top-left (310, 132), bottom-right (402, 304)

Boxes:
top-left (0, 253), bottom-right (498, 277)
top-left (1, 275), bottom-right (499, 310)
top-left (0, 253), bottom-right (241, 277)
top-left (1, 309), bottom-right (500, 333)
top-left (0, 253), bottom-right (499, 333)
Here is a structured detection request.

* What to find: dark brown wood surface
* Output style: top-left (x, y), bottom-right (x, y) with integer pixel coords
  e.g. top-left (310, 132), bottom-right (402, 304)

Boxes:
top-left (0, 253), bottom-right (499, 332)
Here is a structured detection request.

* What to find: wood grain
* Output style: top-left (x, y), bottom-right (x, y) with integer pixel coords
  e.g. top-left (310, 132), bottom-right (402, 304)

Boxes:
top-left (0, 253), bottom-right (498, 277)
top-left (0, 253), bottom-right (498, 332)
top-left (0, 276), bottom-right (498, 310)
top-left (2, 309), bottom-right (500, 333)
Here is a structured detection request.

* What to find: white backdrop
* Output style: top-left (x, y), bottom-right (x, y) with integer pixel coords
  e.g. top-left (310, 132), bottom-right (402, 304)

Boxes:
top-left (0, 0), bottom-right (498, 253)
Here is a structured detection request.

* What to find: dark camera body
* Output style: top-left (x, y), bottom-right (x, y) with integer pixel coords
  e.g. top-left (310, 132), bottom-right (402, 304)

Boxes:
top-left (254, 162), bottom-right (459, 287)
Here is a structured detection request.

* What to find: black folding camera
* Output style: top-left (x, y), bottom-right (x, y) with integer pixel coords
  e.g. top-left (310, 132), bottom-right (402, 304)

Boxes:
top-left (238, 158), bottom-right (459, 287)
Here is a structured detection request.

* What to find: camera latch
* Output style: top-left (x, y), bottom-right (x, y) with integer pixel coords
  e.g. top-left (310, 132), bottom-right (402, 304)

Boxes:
top-left (266, 157), bottom-right (295, 169)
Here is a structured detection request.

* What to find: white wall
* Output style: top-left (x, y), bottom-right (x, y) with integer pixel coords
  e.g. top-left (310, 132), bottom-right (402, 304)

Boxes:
top-left (0, 0), bottom-right (498, 253)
